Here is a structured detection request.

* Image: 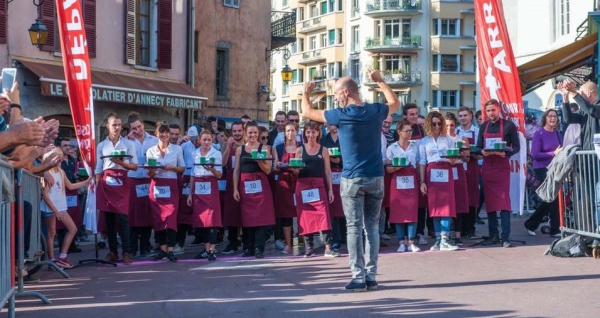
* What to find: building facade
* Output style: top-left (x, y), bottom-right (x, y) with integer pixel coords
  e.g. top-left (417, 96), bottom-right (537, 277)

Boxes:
top-left (0, 0), bottom-right (205, 139)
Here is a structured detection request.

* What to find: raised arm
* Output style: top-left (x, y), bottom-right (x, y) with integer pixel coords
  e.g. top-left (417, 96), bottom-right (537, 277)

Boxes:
top-left (301, 82), bottom-right (327, 123)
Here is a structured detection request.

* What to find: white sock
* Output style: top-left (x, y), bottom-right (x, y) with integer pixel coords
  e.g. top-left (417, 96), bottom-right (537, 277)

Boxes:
top-left (59, 253), bottom-right (67, 259)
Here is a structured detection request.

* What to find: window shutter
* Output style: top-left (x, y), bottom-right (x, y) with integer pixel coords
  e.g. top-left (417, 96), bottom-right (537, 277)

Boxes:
top-left (157, 0), bottom-right (172, 69)
top-left (40, 0), bottom-right (55, 51)
top-left (83, 0), bottom-right (96, 58)
top-left (125, 0), bottom-right (136, 65)
top-left (0, 0), bottom-right (7, 44)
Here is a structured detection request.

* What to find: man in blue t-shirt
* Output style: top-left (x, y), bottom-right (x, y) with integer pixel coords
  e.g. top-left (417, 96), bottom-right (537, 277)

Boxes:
top-left (301, 70), bottom-right (400, 292)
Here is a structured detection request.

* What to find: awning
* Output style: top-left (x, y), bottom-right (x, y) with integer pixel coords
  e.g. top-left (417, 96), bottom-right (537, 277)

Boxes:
top-left (19, 59), bottom-right (206, 110)
top-left (518, 33), bottom-right (597, 91)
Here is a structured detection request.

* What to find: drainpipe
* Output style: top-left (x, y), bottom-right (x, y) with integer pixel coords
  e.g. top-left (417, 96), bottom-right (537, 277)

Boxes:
top-left (187, 0), bottom-right (196, 127)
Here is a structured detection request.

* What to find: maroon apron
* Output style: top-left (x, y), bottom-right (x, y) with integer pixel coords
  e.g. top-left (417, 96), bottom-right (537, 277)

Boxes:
top-left (97, 169), bottom-right (130, 215)
top-left (426, 162), bottom-right (456, 218)
top-left (389, 167), bottom-right (419, 223)
top-left (328, 167), bottom-right (344, 218)
top-left (274, 151), bottom-right (298, 218)
top-left (223, 155), bottom-right (242, 227)
top-left (461, 130), bottom-right (480, 208)
top-left (192, 176), bottom-right (222, 228)
top-left (218, 174), bottom-right (227, 218)
top-left (482, 120), bottom-right (512, 212)
top-left (239, 172), bottom-right (276, 227)
top-left (57, 189), bottom-right (82, 230)
top-left (451, 164), bottom-right (469, 214)
top-left (149, 178), bottom-right (179, 231)
top-left (177, 175), bottom-right (193, 225)
top-left (128, 178), bottom-right (153, 227)
top-left (411, 125), bottom-right (428, 209)
top-left (295, 177), bottom-right (331, 235)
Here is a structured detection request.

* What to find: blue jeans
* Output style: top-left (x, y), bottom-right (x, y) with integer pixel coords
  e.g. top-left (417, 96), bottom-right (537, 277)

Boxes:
top-left (341, 176), bottom-right (384, 283)
top-left (432, 217), bottom-right (452, 239)
top-left (395, 222), bottom-right (417, 241)
top-left (488, 210), bottom-right (511, 240)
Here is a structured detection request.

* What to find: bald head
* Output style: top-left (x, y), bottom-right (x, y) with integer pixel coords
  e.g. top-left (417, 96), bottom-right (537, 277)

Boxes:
top-left (580, 81), bottom-right (599, 103)
top-left (334, 77), bottom-right (360, 108)
top-left (336, 77), bottom-right (359, 94)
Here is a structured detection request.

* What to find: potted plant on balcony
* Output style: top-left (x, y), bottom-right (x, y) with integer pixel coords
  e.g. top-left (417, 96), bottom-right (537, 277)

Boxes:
top-left (392, 69), bottom-right (401, 82)
top-left (411, 36), bottom-right (420, 46)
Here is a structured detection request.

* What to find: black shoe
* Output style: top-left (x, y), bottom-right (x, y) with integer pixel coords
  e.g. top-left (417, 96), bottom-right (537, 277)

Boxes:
top-left (221, 245), bottom-right (239, 254)
top-left (153, 250), bottom-right (167, 261)
top-left (344, 281), bottom-right (367, 292)
top-left (254, 248), bottom-right (264, 259)
top-left (194, 250), bottom-right (209, 259)
top-left (366, 280), bottom-right (379, 291)
top-left (241, 249), bottom-right (255, 257)
top-left (97, 241), bottom-right (106, 249)
top-left (207, 251), bottom-right (217, 261)
top-left (68, 246), bottom-right (82, 253)
top-left (481, 236), bottom-right (501, 246)
top-left (454, 238), bottom-right (463, 246)
top-left (167, 251), bottom-right (177, 262)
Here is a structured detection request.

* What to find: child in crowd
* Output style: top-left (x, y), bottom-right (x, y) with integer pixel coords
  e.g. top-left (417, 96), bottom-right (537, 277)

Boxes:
top-left (41, 147), bottom-right (90, 268)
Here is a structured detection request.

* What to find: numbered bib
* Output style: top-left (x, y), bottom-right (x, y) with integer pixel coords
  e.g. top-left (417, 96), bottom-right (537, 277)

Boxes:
top-left (485, 137), bottom-right (502, 149)
top-left (459, 131), bottom-right (473, 139)
top-left (181, 183), bottom-right (190, 195)
top-left (244, 180), bottom-right (263, 194)
top-left (332, 172), bottom-right (341, 185)
top-left (231, 156), bottom-right (236, 167)
top-left (66, 196), bottom-right (78, 207)
top-left (153, 186), bottom-right (171, 198)
top-left (195, 182), bottom-right (211, 195)
top-left (301, 188), bottom-right (320, 203)
top-left (395, 176), bottom-right (415, 190)
top-left (463, 162), bottom-right (468, 170)
top-left (430, 169), bottom-right (449, 183)
top-left (218, 180), bottom-right (227, 191)
top-left (105, 176), bottom-right (122, 187)
top-left (452, 167), bottom-right (459, 181)
top-left (136, 184), bottom-right (150, 197)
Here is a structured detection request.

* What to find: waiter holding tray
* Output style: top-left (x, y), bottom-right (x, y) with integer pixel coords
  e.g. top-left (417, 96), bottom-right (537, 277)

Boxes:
top-left (95, 113), bottom-right (138, 265)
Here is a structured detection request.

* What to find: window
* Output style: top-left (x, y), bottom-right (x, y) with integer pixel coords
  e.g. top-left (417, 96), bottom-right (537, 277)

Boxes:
top-left (298, 38), bottom-right (305, 52)
top-left (385, 19), bottom-right (401, 38)
top-left (310, 5), bottom-right (318, 17)
top-left (39, 0), bottom-right (97, 57)
top-left (350, 59), bottom-right (360, 82)
top-left (433, 54), bottom-right (459, 72)
top-left (402, 19), bottom-right (411, 38)
top-left (337, 29), bottom-right (343, 44)
top-left (291, 100), bottom-right (297, 111)
top-left (290, 42), bottom-right (297, 54)
top-left (351, 25), bottom-right (360, 52)
top-left (351, 0), bottom-right (359, 18)
top-left (282, 81), bottom-right (289, 96)
top-left (320, 64), bottom-right (327, 79)
top-left (328, 0), bottom-right (335, 13)
top-left (327, 63), bottom-right (335, 79)
top-left (321, 33), bottom-right (327, 48)
top-left (215, 48), bottom-right (229, 98)
top-left (309, 36), bottom-right (317, 50)
top-left (328, 29), bottom-right (336, 45)
top-left (433, 90), bottom-right (459, 108)
top-left (125, 0), bottom-right (172, 68)
top-left (297, 7), bottom-right (304, 21)
top-left (292, 69), bottom-right (304, 83)
top-left (138, 0), bottom-right (152, 66)
top-left (194, 31), bottom-right (199, 63)
top-left (434, 19), bottom-right (458, 36)
top-left (309, 67), bottom-right (318, 79)
top-left (283, 102), bottom-right (289, 112)
top-left (321, 1), bottom-right (328, 15)
top-left (223, 0), bottom-right (240, 8)
top-left (396, 91), bottom-right (410, 111)
top-left (385, 55), bottom-right (401, 73)
top-left (283, 0), bottom-right (289, 8)
top-left (559, 0), bottom-right (570, 36)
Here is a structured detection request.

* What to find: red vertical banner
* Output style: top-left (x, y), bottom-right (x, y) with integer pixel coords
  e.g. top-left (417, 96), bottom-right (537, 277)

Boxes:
top-left (55, 0), bottom-right (95, 175)
top-left (475, 0), bottom-right (525, 134)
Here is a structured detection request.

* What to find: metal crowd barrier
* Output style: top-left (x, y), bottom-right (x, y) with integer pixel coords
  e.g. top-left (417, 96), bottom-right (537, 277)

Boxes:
top-left (559, 150), bottom-right (600, 240)
top-left (0, 159), bottom-right (15, 317)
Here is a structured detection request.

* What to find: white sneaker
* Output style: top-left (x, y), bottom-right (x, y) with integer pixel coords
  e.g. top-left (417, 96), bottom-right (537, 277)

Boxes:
top-left (408, 243), bottom-right (421, 252)
top-left (396, 243), bottom-right (407, 253)
top-left (381, 234), bottom-right (391, 241)
top-left (173, 245), bottom-right (185, 255)
top-left (527, 230), bottom-right (536, 236)
top-left (417, 235), bottom-right (428, 245)
top-left (274, 240), bottom-right (286, 250)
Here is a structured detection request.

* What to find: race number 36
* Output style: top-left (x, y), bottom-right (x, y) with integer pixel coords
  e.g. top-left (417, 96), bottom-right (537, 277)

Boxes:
top-left (430, 169), bottom-right (449, 183)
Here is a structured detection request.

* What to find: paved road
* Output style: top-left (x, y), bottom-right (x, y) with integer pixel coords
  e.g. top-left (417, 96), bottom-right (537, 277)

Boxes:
top-left (4, 216), bottom-right (600, 318)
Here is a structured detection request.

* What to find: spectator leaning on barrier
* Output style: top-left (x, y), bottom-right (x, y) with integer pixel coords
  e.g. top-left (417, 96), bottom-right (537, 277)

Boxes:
top-left (560, 80), bottom-right (599, 150)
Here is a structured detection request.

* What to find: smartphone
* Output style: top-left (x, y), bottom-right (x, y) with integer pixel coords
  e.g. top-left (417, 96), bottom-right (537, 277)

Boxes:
top-left (1, 68), bottom-right (17, 92)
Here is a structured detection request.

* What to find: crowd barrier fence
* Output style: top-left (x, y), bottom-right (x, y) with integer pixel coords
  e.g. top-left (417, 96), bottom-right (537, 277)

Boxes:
top-left (0, 159), bottom-right (15, 317)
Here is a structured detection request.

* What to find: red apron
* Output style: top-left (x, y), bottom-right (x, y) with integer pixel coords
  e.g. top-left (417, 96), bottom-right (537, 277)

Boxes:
top-left (97, 169), bottom-right (130, 215)
top-left (192, 176), bottom-right (222, 228)
top-left (295, 177), bottom-right (331, 235)
top-left (240, 172), bottom-right (276, 227)
top-left (461, 130), bottom-right (480, 208)
top-left (149, 178), bottom-right (179, 231)
top-left (177, 175), bottom-right (193, 225)
top-left (57, 189), bottom-right (82, 230)
top-left (482, 120), bottom-right (512, 212)
top-left (389, 167), bottom-right (419, 223)
top-left (411, 126), bottom-right (428, 209)
top-left (128, 178), bottom-right (153, 227)
top-left (223, 156), bottom-right (242, 226)
top-left (426, 162), bottom-right (456, 218)
top-left (328, 167), bottom-right (344, 218)
top-left (218, 174), bottom-right (227, 221)
top-left (451, 164), bottom-right (469, 214)
top-left (273, 152), bottom-right (298, 218)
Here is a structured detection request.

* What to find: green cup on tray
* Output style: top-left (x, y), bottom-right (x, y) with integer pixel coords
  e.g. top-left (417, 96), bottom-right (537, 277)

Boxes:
top-left (147, 158), bottom-right (157, 166)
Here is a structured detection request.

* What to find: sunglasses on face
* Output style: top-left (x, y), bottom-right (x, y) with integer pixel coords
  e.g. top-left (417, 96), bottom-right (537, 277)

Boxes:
top-left (289, 119), bottom-right (299, 123)
top-left (260, 136), bottom-right (268, 140)
top-left (431, 122), bottom-right (442, 127)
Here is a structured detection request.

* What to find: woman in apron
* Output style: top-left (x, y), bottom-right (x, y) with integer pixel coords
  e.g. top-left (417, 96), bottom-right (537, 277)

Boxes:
top-left (147, 123), bottom-right (185, 262)
top-left (321, 124), bottom-right (344, 251)
top-left (233, 121), bottom-right (276, 259)
top-left (445, 113), bottom-right (470, 246)
top-left (188, 130), bottom-right (223, 261)
top-left (386, 119), bottom-right (421, 253)
top-left (294, 122), bottom-right (336, 258)
top-left (272, 123), bottom-right (299, 254)
top-left (418, 112), bottom-right (459, 251)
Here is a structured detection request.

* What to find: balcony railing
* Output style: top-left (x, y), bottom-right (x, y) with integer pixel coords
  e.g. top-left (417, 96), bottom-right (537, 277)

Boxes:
top-left (366, 0), bottom-right (422, 12)
top-left (365, 35), bottom-right (422, 48)
top-left (365, 71), bottom-right (422, 85)
top-left (299, 17), bottom-right (325, 32)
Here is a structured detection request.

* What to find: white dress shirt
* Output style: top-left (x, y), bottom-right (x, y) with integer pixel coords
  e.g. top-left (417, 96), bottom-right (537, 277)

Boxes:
top-left (456, 124), bottom-right (479, 143)
top-left (192, 147), bottom-right (223, 177)
top-left (273, 130), bottom-right (303, 148)
top-left (386, 142), bottom-right (419, 168)
top-left (181, 140), bottom-right (197, 176)
top-left (95, 136), bottom-right (138, 175)
top-left (146, 144), bottom-right (185, 179)
top-left (128, 132), bottom-right (158, 178)
top-left (380, 133), bottom-right (387, 163)
top-left (418, 135), bottom-right (454, 165)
